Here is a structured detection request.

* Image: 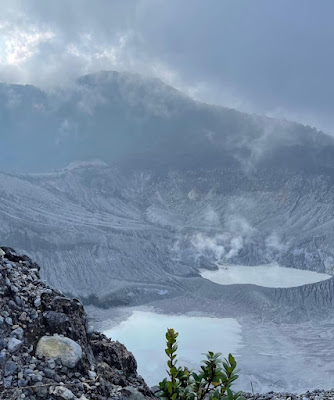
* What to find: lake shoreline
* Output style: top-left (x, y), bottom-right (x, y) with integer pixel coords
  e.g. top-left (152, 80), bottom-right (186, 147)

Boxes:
top-left (199, 262), bottom-right (332, 288)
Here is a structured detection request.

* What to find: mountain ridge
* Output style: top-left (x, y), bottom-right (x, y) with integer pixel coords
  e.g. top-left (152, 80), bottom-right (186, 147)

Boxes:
top-left (1, 70), bottom-right (334, 173)
top-left (2, 70), bottom-right (334, 316)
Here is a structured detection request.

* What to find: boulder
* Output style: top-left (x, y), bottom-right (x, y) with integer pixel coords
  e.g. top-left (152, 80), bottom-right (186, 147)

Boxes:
top-left (90, 333), bottom-right (137, 374)
top-left (43, 310), bottom-right (70, 334)
top-left (10, 326), bottom-right (24, 340)
top-left (4, 360), bottom-right (18, 377)
top-left (7, 337), bottom-right (22, 352)
top-left (35, 335), bottom-right (82, 368)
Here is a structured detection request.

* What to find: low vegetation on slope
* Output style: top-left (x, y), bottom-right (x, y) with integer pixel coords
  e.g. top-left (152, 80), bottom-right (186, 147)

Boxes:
top-left (158, 328), bottom-right (243, 400)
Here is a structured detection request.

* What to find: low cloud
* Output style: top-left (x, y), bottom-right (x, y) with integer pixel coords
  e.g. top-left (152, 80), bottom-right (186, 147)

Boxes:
top-left (0, 0), bottom-right (333, 135)
top-left (191, 216), bottom-right (257, 263)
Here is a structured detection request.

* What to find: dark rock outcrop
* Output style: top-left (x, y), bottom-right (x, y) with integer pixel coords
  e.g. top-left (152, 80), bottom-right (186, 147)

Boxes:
top-left (0, 247), bottom-right (153, 400)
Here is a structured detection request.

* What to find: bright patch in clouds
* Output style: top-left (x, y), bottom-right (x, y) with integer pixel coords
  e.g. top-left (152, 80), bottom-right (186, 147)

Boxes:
top-left (0, 22), bottom-right (54, 66)
top-left (0, 0), bottom-right (333, 133)
top-left (66, 31), bottom-right (132, 65)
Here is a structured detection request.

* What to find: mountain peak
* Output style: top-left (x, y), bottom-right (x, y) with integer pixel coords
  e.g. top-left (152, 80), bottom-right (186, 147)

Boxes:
top-left (63, 159), bottom-right (109, 171)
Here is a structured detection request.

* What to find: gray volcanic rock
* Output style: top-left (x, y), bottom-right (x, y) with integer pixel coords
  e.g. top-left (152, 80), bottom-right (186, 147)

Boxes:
top-left (7, 337), bottom-right (22, 353)
top-left (0, 247), bottom-right (153, 400)
top-left (42, 311), bottom-right (70, 334)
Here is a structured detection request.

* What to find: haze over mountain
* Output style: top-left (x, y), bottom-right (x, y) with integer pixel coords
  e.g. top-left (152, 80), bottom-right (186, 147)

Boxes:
top-left (1, 70), bottom-right (334, 173)
top-left (3, 70), bottom-right (334, 392)
top-left (1, 71), bottom-right (334, 313)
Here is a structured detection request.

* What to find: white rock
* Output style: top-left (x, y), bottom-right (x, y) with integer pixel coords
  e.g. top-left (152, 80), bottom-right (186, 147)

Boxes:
top-left (50, 386), bottom-right (75, 399)
top-left (34, 297), bottom-right (41, 307)
top-left (88, 370), bottom-right (97, 380)
top-left (36, 335), bottom-right (82, 368)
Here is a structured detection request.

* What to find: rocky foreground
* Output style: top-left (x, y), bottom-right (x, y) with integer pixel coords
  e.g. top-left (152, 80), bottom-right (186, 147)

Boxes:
top-left (0, 247), bottom-right (153, 399)
top-left (1, 247), bottom-right (334, 400)
top-left (243, 390), bottom-right (334, 400)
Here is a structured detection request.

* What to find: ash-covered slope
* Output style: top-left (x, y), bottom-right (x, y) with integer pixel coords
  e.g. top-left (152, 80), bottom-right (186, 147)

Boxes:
top-left (0, 247), bottom-right (152, 399)
top-left (2, 71), bottom-right (334, 310)
top-left (1, 162), bottom-right (334, 314)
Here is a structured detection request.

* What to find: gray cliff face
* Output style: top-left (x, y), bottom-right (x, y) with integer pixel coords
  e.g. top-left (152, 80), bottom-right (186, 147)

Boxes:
top-left (0, 247), bottom-right (152, 400)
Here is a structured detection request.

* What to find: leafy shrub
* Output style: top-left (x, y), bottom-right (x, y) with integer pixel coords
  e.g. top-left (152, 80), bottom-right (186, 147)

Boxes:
top-left (157, 328), bottom-right (244, 400)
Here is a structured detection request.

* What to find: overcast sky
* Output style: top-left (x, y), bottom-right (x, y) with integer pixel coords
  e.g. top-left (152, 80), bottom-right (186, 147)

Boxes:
top-left (1, 0), bottom-right (333, 133)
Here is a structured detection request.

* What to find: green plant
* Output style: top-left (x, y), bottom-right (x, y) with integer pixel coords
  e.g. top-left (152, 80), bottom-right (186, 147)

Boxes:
top-left (157, 328), bottom-right (244, 400)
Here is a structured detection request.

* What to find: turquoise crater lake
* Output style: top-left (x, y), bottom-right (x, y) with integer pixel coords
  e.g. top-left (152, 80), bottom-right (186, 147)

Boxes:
top-left (104, 311), bottom-right (243, 387)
